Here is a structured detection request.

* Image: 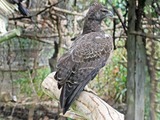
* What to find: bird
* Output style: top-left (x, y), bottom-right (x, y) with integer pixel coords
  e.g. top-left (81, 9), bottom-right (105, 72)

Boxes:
top-left (54, 2), bottom-right (113, 114)
top-left (0, 0), bottom-right (29, 34)
top-left (0, 0), bottom-right (29, 16)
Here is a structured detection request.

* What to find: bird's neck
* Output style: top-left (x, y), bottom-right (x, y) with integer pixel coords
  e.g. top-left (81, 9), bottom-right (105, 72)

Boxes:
top-left (82, 19), bottom-right (101, 34)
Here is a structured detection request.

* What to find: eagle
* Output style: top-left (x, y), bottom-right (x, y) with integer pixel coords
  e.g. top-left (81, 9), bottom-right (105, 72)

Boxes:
top-left (0, 0), bottom-right (29, 34)
top-left (54, 2), bottom-right (113, 114)
top-left (0, 0), bottom-right (29, 16)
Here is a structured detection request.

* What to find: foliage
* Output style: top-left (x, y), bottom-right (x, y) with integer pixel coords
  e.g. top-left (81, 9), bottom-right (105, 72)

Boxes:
top-left (14, 67), bottom-right (50, 98)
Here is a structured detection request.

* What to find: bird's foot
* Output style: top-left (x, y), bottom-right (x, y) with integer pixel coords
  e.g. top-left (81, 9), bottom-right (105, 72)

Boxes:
top-left (84, 86), bottom-right (97, 95)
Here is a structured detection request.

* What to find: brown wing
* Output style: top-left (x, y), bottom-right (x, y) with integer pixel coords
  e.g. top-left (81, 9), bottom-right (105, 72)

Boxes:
top-left (54, 32), bottom-right (113, 114)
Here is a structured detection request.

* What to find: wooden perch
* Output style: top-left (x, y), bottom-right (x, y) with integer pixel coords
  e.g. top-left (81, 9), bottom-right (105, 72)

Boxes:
top-left (41, 72), bottom-right (124, 120)
top-left (0, 28), bottom-right (22, 43)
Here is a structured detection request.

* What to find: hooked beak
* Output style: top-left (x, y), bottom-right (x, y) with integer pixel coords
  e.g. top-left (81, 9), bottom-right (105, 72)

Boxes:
top-left (104, 9), bottom-right (114, 18)
top-left (101, 7), bottom-right (114, 18)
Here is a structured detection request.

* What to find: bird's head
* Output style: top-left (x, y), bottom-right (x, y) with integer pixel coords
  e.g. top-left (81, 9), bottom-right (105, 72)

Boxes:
top-left (86, 2), bottom-right (113, 22)
top-left (83, 2), bottom-right (113, 34)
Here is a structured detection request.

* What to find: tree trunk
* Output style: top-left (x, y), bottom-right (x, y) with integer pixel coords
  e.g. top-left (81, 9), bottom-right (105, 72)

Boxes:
top-left (126, 0), bottom-right (146, 120)
top-left (126, 0), bottom-right (136, 120)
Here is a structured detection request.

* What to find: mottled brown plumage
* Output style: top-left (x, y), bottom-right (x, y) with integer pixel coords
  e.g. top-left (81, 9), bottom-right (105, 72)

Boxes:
top-left (54, 2), bottom-right (113, 114)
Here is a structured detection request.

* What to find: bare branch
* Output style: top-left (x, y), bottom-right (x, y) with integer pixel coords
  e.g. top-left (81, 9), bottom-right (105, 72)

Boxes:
top-left (130, 31), bottom-right (160, 40)
top-left (0, 28), bottom-right (22, 43)
top-left (108, 3), bottom-right (127, 35)
top-left (9, 0), bottom-right (84, 21)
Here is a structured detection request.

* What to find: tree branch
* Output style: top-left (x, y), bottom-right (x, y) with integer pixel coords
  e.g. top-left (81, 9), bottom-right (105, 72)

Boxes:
top-left (9, 0), bottom-right (84, 21)
top-left (41, 72), bottom-right (124, 120)
top-left (0, 28), bottom-right (22, 43)
top-left (130, 31), bottom-right (160, 40)
top-left (108, 3), bottom-right (128, 35)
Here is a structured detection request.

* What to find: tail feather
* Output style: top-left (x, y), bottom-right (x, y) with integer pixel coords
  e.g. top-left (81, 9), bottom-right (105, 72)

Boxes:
top-left (60, 82), bottom-right (87, 114)
top-left (60, 69), bottom-right (99, 114)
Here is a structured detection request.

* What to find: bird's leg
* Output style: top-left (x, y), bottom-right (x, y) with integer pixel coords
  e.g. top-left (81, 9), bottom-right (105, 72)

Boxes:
top-left (84, 85), bottom-right (97, 95)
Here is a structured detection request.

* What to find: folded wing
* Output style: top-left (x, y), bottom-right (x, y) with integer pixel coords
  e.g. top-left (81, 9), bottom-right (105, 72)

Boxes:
top-left (54, 32), bottom-right (113, 114)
